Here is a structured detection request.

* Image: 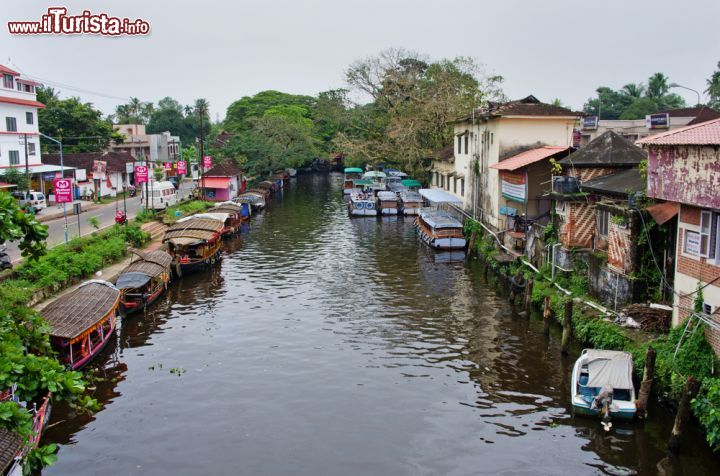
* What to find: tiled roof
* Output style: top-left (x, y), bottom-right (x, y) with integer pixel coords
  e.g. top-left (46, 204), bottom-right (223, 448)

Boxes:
top-left (687, 107), bottom-right (720, 125)
top-left (0, 95), bottom-right (45, 109)
top-left (204, 161), bottom-right (243, 177)
top-left (490, 146), bottom-right (570, 171)
top-left (43, 151), bottom-right (135, 173)
top-left (658, 106), bottom-right (717, 118)
top-left (636, 118), bottom-right (720, 146)
top-left (560, 130), bottom-right (645, 166)
top-left (0, 64), bottom-right (20, 76)
top-left (459, 95), bottom-right (582, 122)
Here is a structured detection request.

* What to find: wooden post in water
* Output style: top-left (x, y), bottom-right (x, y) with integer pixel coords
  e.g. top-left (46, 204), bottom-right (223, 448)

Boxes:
top-left (524, 279), bottom-right (534, 317)
top-left (635, 346), bottom-right (656, 417)
top-left (561, 300), bottom-right (572, 355)
top-left (543, 296), bottom-right (551, 336)
top-left (468, 231), bottom-right (477, 256)
top-left (668, 376), bottom-right (700, 453)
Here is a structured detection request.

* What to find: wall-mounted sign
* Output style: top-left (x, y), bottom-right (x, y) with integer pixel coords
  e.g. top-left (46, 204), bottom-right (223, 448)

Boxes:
top-left (135, 165), bottom-right (149, 183)
top-left (202, 156), bottom-right (213, 169)
top-left (75, 169), bottom-right (87, 182)
top-left (53, 178), bottom-right (73, 203)
top-left (501, 170), bottom-right (527, 203)
top-left (646, 113), bottom-right (670, 129)
top-left (92, 160), bottom-right (107, 180)
top-left (125, 162), bottom-right (135, 174)
top-left (684, 229), bottom-right (700, 255)
top-left (500, 205), bottom-right (518, 216)
top-left (177, 161), bottom-right (187, 175)
top-left (582, 116), bottom-right (599, 130)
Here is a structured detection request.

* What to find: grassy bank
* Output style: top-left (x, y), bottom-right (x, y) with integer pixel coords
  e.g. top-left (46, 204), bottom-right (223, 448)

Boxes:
top-left (161, 200), bottom-right (214, 225)
top-left (464, 218), bottom-right (720, 451)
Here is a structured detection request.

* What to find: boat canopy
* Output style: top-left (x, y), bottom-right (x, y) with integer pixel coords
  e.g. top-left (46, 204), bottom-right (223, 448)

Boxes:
top-left (164, 218), bottom-right (224, 243)
top-left (401, 191), bottom-right (423, 202)
top-left (41, 280), bottom-right (120, 340)
top-left (377, 191), bottom-right (397, 200)
top-left (402, 179), bottom-right (422, 188)
top-left (115, 271), bottom-right (152, 290)
top-left (420, 210), bottom-right (463, 229)
top-left (354, 179), bottom-right (374, 186)
top-left (388, 171), bottom-right (408, 178)
top-left (120, 249), bottom-right (172, 279)
top-left (344, 167), bottom-right (363, 174)
top-left (419, 188), bottom-right (462, 205)
top-left (583, 350), bottom-right (634, 390)
top-left (363, 171), bottom-right (387, 179)
top-left (178, 213), bottom-right (230, 223)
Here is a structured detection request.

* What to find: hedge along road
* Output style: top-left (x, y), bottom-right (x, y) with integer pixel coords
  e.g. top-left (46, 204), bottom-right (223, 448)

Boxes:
top-left (5, 182), bottom-right (194, 263)
top-left (43, 174), bottom-right (720, 475)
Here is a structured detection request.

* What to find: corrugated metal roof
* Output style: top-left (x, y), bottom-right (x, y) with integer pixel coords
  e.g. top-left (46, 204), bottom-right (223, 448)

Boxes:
top-left (490, 146), bottom-right (569, 171)
top-left (419, 188), bottom-right (463, 204)
top-left (580, 168), bottom-right (645, 196)
top-left (636, 117), bottom-right (720, 145)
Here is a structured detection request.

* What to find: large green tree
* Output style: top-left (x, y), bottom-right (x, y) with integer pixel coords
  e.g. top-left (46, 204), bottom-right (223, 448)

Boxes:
top-left (146, 97), bottom-right (193, 144)
top-left (37, 87), bottom-right (120, 153)
top-left (112, 97), bottom-right (154, 124)
top-left (224, 90), bottom-right (316, 132)
top-left (706, 61), bottom-right (720, 109)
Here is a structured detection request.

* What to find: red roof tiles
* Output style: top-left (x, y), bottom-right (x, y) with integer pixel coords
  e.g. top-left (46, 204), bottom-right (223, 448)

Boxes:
top-left (636, 118), bottom-right (720, 146)
top-left (0, 96), bottom-right (45, 109)
top-left (0, 65), bottom-right (20, 76)
top-left (490, 146), bottom-right (569, 171)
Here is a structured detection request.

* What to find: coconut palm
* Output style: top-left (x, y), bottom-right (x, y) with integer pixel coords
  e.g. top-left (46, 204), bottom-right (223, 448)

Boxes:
top-left (706, 61), bottom-right (720, 109)
top-left (647, 73), bottom-right (670, 99)
top-left (621, 83), bottom-right (646, 98)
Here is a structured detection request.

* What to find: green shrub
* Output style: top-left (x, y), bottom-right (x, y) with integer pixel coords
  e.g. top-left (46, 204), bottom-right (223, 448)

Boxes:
top-left (162, 200), bottom-right (213, 224)
top-left (692, 377), bottom-right (720, 451)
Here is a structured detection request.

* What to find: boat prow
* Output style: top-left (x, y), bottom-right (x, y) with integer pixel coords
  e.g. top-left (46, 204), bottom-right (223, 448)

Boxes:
top-left (571, 349), bottom-right (637, 420)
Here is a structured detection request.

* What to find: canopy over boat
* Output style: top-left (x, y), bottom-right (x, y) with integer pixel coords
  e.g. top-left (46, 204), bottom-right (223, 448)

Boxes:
top-left (419, 209), bottom-right (463, 229)
top-left (0, 427), bottom-right (22, 474)
top-left (117, 249), bottom-right (172, 284)
top-left (363, 171), bottom-right (386, 179)
top-left (377, 191), bottom-right (397, 200)
top-left (41, 280), bottom-right (120, 340)
top-left (178, 213), bottom-right (230, 224)
top-left (583, 350), bottom-right (634, 389)
top-left (353, 179), bottom-right (374, 187)
top-left (235, 193), bottom-right (265, 203)
top-left (388, 171), bottom-right (408, 178)
top-left (402, 179), bottom-right (422, 188)
top-left (401, 191), bottom-right (423, 202)
top-left (387, 183), bottom-right (407, 193)
top-left (419, 188), bottom-right (463, 205)
top-left (211, 201), bottom-right (243, 213)
top-left (344, 167), bottom-right (363, 174)
top-left (164, 218), bottom-right (224, 243)
top-left (115, 272), bottom-right (152, 290)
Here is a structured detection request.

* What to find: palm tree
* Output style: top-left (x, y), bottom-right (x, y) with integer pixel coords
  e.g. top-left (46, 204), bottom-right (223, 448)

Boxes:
top-left (647, 73), bottom-right (670, 99)
top-left (705, 61), bottom-right (720, 108)
top-left (621, 83), bottom-right (646, 98)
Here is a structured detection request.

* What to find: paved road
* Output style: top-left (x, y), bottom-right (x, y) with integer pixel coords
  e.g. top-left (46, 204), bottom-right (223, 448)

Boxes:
top-left (6, 181), bottom-right (195, 263)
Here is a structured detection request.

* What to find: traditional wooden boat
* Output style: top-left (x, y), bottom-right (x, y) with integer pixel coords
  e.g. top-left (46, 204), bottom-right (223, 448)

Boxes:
top-left (258, 180), bottom-right (278, 193)
top-left (416, 209), bottom-right (466, 250)
top-left (399, 190), bottom-right (423, 215)
top-left (348, 192), bottom-right (377, 216)
top-left (42, 280), bottom-right (120, 370)
top-left (210, 201), bottom-right (245, 231)
top-left (343, 167), bottom-right (364, 195)
top-left (245, 187), bottom-right (270, 201)
top-left (571, 349), bottom-right (637, 420)
top-left (376, 190), bottom-right (399, 215)
top-left (163, 217), bottom-right (225, 276)
top-left (0, 389), bottom-right (52, 476)
top-left (236, 191), bottom-right (266, 211)
top-left (116, 249), bottom-right (172, 315)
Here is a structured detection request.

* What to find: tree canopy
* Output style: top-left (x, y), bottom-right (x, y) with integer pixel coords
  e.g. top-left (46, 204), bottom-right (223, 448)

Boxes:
top-left (583, 72), bottom-right (686, 119)
top-left (706, 61), bottom-right (720, 109)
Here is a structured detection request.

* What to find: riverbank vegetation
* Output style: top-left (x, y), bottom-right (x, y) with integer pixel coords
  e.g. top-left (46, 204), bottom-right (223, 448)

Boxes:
top-left (0, 193), bottom-right (151, 471)
top-left (464, 218), bottom-right (720, 451)
top-left (162, 200), bottom-right (214, 225)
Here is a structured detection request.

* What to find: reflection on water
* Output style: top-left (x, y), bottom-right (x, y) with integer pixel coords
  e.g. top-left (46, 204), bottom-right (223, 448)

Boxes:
top-left (44, 174), bottom-right (719, 475)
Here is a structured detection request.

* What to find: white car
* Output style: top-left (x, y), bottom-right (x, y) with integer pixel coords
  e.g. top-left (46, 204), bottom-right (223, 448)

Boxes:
top-left (12, 190), bottom-right (47, 212)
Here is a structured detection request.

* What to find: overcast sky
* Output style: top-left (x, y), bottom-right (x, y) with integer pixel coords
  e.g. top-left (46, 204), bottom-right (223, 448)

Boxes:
top-left (2, 0), bottom-right (719, 120)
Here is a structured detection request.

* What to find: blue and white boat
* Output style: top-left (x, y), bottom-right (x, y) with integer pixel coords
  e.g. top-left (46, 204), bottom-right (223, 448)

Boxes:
top-left (571, 349), bottom-right (637, 420)
top-left (376, 191), bottom-right (398, 215)
top-left (416, 209), bottom-right (466, 250)
top-left (348, 192), bottom-right (377, 216)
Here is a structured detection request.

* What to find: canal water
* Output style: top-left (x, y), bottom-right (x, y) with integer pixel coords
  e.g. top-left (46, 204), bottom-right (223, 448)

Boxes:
top-left (45, 174), bottom-right (719, 475)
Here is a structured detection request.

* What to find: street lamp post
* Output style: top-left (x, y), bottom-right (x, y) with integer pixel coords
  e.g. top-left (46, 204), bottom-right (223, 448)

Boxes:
top-left (669, 83), bottom-right (702, 107)
top-left (39, 133), bottom-right (69, 244)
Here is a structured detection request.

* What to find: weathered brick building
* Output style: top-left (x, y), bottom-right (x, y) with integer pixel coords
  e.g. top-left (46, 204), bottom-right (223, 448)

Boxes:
top-left (638, 118), bottom-right (720, 355)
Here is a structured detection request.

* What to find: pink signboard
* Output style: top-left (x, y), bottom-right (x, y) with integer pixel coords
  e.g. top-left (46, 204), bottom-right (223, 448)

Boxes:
top-left (135, 165), bottom-right (149, 183)
top-left (202, 155), bottom-right (213, 169)
top-left (177, 160), bottom-right (187, 175)
top-left (53, 178), bottom-right (73, 203)
top-left (164, 161), bottom-right (172, 171)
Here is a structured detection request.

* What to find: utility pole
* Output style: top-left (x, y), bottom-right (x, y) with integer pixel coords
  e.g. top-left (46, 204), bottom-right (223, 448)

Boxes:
top-left (199, 110), bottom-right (205, 201)
top-left (39, 133), bottom-right (69, 244)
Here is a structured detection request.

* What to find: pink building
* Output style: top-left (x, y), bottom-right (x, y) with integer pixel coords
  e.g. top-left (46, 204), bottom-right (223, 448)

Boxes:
top-left (201, 162), bottom-right (243, 202)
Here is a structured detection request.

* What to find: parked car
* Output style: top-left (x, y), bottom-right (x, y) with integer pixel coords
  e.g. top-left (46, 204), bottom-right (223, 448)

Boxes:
top-left (142, 181), bottom-right (178, 210)
top-left (12, 190), bottom-right (47, 212)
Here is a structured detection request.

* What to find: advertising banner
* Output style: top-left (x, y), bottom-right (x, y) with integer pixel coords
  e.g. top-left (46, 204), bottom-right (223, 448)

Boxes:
top-left (92, 160), bottom-right (107, 180)
top-left (177, 161), bottom-right (187, 175)
top-left (202, 156), bottom-right (213, 169)
top-left (135, 165), bottom-right (149, 183)
top-left (53, 178), bottom-right (73, 203)
top-left (501, 171), bottom-right (527, 203)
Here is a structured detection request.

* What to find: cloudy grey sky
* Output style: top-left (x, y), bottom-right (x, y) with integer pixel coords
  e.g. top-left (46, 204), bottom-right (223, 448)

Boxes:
top-left (2, 0), bottom-right (719, 120)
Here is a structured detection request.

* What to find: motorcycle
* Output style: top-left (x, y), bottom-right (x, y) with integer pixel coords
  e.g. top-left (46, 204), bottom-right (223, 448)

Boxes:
top-left (128, 186), bottom-right (137, 198)
top-left (0, 244), bottom-right (12, 271)
top-left (115, 210), bottom-right (128, 226)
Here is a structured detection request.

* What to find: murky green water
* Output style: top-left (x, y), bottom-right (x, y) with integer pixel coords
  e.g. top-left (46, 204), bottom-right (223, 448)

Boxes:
top-left (44, 174), bottom-right (719, 475)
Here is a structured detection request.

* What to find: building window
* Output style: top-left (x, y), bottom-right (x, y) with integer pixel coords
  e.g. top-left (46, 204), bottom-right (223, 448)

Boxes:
top-left (456, 135), bottom-right (462, 154)
top-left (460, 179), bottom-right (465, 197)
top-left (597, 209), bottom-right (610, 237)
top-left (700, 210), bottom-right (714, 258)
top-left (453, 177), bottom-right (457, 194)
top-left (8, 150), bottom-right (19, 165)
top-left (3, 74), bottom-right (13, 89)
top-left (464, 135), bottom-right (468, 154)
top-left (26, 112), bottom-right (33, 125)
top-left (28, 143), bottom-right (36, 156)
top-left (5, 117), bottom-right (17, 132)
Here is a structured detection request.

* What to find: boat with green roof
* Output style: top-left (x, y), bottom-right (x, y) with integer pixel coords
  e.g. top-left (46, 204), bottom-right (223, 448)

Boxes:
top-left (343, 167), bottom-right (364, 195)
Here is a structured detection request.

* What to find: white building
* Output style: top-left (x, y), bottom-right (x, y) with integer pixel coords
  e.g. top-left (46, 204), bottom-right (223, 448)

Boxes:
top-left (0, 64), bottom-right (43, 170)
top-left (432, 95), bottom-right (580, 231)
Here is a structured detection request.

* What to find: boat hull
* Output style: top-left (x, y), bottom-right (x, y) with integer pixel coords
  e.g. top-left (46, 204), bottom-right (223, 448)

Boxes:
top-left (380, 208), bottom-right (398, 215)
top-left (402, 208), bottom-right (420, 215)
top-left (571, 401), bottom-right (637, 420)
top-left (120, 283), bottom-right (166, 315)
top-left (349, 208), bottom-right (377, 216)
top-left (70, 314), bottom-right (117, 370)
top-left (570, 349), bottom-right (637, 420)
top-left (173, 248), bottom-right (222, 277)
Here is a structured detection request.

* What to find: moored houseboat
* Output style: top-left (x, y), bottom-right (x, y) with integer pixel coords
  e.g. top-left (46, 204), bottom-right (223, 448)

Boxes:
top-left (362, 171), bottom-right (387, 193)
top-left (416, 209), bottom-right (466, 250)
top-left (571, 349), bottom-right (637, 420)
top-left (343, 167), bottom-right (364, 195)
top-left (163, 217), bottom-right (225, 276)
top-left (116, 249), bottom-right (172, 315)
top-left (348, 192), bottom-right (377, 216)
top-left (399, 190), bottom-right (423, 215)
top-left (258, 180), bottom-right (278, 194)
top-left (376, 190), bottom-right (398, 215)
top-left (210, 201), bottom-right (246, 231)
top-left (0, 388), bottom-right (52, 476)
top-left (236, 191), bottom-right (266, 211)
top-left (41, 280), bottom-right (120, 370)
